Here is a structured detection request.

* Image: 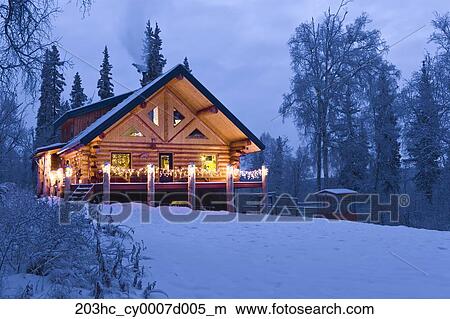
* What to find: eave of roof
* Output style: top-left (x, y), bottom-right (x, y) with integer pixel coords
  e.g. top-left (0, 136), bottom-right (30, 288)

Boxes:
top-left (33, 142), bottom-right (66, 156)
top-left (53, 91), bottom-right (134, 128)
top-left (58, 64), bottom-right (264, 154)
top-left (181, 67), bottom-right (265, 151)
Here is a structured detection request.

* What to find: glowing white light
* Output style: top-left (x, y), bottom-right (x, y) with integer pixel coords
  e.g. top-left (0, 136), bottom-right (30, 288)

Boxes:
top-left (103, 162), bottom-right (111, 175)
top-left (49, 171), bottom-right (57, 186)
top-left (56, 168), bottom-right (64, 182)
top-left (188, 163), bottom-right (196, 177)
top-left (226, 164), bottom-right (234, 177)
top-left (65, 166), bottom-right (73, 178)
top-left (262, 165), bottom-right (268, 177)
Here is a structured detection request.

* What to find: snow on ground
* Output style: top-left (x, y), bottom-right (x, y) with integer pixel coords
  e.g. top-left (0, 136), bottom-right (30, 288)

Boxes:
top-left (114, 203), bottom-right (450, 298)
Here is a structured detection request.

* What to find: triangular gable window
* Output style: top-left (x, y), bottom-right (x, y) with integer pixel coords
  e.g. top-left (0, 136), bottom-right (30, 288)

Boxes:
top-left (123, 127), bottom-right (144, 137)
top-left (148, 107), bottom-right (159, 126)
top-left (187, 128), bottom-right (207, 139)
top-left (173, 108), bottom-right (185, 127)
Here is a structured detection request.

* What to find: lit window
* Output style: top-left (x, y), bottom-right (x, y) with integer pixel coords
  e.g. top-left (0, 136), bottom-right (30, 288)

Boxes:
top-left (173, 108), bottom-right (184, 126)
top-left (111, 153), bottom-right (131, 169)
top-left (123, 127), bottom-right (144, 137)
top-left (148, 107), bottom-right (159, 126)
top-left (187, 128), bottom-right (207, 139)
top-left (201, 155), bottom-right (217, 171)
top-left (160, 155), bottom-right (171, 170)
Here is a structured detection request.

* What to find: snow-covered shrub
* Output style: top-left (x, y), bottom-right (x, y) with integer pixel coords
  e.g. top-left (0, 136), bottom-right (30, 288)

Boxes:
top-left (0, 188), bottom-right (96, 296)
top-left (0, 182), bottom-right (16, 204)
top-left (0, 189), bottom-right (154, 298)
top-left (91, 208), bottom-right (151, 298)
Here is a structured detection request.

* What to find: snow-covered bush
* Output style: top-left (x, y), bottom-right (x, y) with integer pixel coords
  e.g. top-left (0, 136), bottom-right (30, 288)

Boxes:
top-left (0, 188), bottom-right (155, 298)
top-left (0, 188), bottom-right (96, 296)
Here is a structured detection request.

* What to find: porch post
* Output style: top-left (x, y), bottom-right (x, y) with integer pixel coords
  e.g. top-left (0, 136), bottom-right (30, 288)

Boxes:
top-left (187, 163), bottom-right (196, 210)
top-left (56, 168), bottom-right (64, 198)
top-left (36, 158), bottom-right (42, 196)
top-left (147, 164), bottom-right (155, 207)
top-left (226, 164), bottom-right (235, 212)
top-left (64, 165), bottom-right (72, 201)
top-left (261, 165), bottom-right (269, 214)
top-left (49, 171), bottom-right (56, 197)
top-left (42, 155), bottom-right (49, 196)
top-left (103, 162), bottom-right (111, 204)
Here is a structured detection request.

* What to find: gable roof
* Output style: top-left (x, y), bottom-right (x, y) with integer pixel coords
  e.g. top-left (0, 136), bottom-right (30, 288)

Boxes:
top-left (58, 64), bottom-right (264, 154)
top-left (53, 91), bottom-right (134, 128)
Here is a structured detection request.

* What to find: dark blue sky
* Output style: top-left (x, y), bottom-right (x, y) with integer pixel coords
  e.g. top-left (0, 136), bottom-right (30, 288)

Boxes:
top-left (31, 0), bottom-right (449, 145)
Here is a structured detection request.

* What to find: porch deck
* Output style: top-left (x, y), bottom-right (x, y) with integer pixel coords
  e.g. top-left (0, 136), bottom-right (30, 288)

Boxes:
top-left (70, 181), bottom-right (264, 208)
top-left (71, 181), bottom-right (263, 192)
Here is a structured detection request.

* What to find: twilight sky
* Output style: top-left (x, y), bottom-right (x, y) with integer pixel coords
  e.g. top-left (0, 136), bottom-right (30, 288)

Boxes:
top-left (33, 0), bottom-right (449, 145)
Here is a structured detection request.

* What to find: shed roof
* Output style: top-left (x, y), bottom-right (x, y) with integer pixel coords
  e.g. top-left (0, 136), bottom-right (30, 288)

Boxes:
top-left (315, 188), bottom-right (358, 195)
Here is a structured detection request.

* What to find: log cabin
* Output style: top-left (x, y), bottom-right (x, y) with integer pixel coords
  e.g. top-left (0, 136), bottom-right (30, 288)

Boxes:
top-left (33, 64), bottom-right (266, 209)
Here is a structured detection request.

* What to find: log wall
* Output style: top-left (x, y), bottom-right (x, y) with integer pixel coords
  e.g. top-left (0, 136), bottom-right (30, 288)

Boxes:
top-left (60, 107), bottom-right (113, 142)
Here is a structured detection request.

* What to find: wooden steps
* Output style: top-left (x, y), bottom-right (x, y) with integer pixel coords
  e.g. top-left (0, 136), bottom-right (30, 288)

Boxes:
top-left (68, 184), bottom-right (94, 202)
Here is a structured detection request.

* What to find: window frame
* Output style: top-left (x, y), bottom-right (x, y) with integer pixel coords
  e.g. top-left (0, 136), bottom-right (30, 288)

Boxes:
top-left (201, 154), bottom-right (218, 172)
top-left (110, 152), bottom-right (132, 169)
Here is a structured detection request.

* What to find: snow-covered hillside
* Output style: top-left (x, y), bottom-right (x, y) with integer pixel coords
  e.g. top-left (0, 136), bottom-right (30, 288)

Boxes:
top-left (114, 203), bottom-right (450, 298)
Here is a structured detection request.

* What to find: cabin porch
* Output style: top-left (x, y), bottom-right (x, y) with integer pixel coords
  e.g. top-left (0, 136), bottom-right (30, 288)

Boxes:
top-left (35, 155), bottom-right (269, 211)
top-left (68, 180), bottom-right (265, 210)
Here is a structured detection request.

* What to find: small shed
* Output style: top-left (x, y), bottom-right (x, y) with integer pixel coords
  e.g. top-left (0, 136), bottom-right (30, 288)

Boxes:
top-left (313, 188), bottom-right (359, 221)
top-left (315, 188), bottom-right (357, 198)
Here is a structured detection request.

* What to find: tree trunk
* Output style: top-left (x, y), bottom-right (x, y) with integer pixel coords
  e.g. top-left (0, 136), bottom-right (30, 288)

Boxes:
top-left (322, 97), bottom-right (330, 187)
top-left (316, 131), bottom-right (322, 191)
top-left (322, 129), bottom-right (329, 187)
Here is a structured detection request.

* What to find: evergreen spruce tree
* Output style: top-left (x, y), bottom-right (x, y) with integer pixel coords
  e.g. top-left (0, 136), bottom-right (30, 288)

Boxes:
top-left (35, 45), bottom-right (65, 147)
top-left (290, 146), bottom-right (311, 198)
top-left (70, 72), bottom-right (87, 109)
top-left (60, 100), bottom-right (70, 115)
top-left (269, 136), bottom-right (289, 195)
top-left (142, 20), bottom-right (153, 81)
top-left (373, 68), bottom-right (401, 195)
top-left (407, 58), bottom-right (442, 202)
top-left (150, 23), bottom-right (166, 78)
top-left (140, 20), bottom-right (166, 86)
top-left (97, 46), bottom-right (114, 100)
top-left (183, 57), bottom-right (192, 72)
top-left (336, 89), bottom-right (369, 191)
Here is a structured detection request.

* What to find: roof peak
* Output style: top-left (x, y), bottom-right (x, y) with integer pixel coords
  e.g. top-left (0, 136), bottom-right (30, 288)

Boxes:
top-left (58, 64), bottom-right (264, 154)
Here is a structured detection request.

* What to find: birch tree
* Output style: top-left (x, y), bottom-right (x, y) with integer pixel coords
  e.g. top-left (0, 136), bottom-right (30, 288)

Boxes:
top-left (280, 1), bottom-right (385, 190)
top-left (372, 66), bottom-right (401, 195)
top-left (0, 0), bottom-right (93, 91)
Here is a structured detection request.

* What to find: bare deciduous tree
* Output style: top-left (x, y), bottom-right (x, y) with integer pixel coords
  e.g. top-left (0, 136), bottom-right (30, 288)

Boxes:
top-left (0, 0), bottom-right (59, 91)
top-left (280, 1), bottom-right (385, 190)
top-left (0, 0), bottom-right (95, 92)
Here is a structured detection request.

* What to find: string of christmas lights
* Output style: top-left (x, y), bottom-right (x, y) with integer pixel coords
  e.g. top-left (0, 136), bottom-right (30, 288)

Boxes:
top-left (106, 165), bottom-right (266, 180)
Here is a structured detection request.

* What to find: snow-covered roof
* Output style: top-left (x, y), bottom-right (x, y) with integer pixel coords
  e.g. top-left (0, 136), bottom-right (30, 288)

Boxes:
top-left (33, 142), bottom-right (66, 155)
top-left (315, 188), bottom-right (358, 195)
top-left (58, 65), bottom-right (178, 154)
top-left (58, 64), bottom-right (265, 154)
top-left (53, 91), bottom-right (134, 128)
